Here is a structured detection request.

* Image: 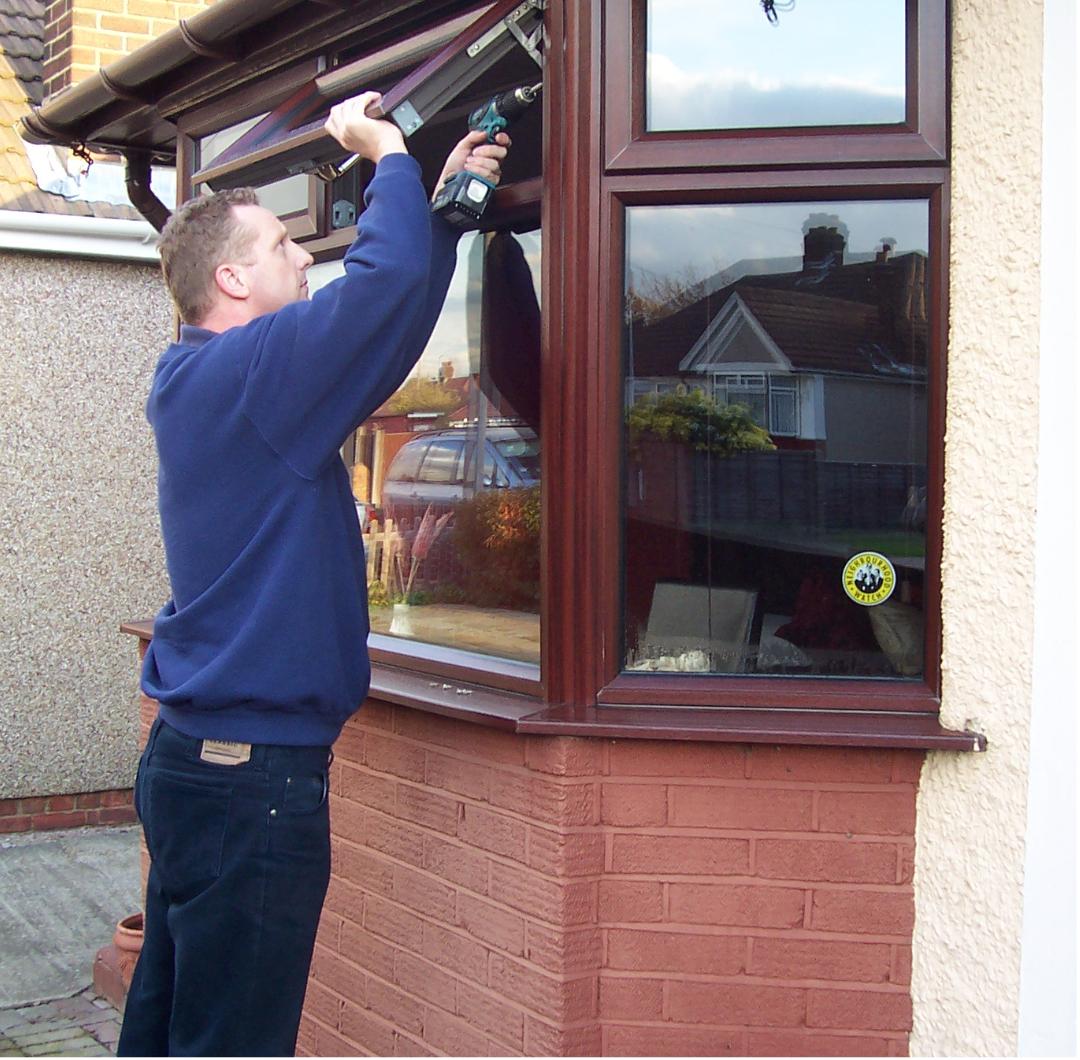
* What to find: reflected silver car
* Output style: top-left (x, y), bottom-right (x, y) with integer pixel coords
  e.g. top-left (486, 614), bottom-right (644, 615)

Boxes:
top-left (381, 427), bottom-right (539, 520)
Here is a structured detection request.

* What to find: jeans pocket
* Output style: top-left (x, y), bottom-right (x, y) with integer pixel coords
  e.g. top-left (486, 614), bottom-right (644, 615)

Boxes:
top-left (280, 771), bottom-right (329, 816)
top-left (133, 752), bottom-right (146, 823)
top-left (145, 769), bottom-right (232, 901)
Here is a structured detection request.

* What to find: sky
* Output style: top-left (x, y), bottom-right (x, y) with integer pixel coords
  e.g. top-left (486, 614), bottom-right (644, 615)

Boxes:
top-left (647, 0), bottom-right (906, 130)
top-left (626, 200), bottom-right (929, 291)
top-left (308, 231), bottom-right (541, 382)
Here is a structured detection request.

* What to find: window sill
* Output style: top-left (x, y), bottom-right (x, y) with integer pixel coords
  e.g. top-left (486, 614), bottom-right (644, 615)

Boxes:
top-left (121, 621), bottom-right (985, 752)
top-left (515, 704), bottom-right (985, 752)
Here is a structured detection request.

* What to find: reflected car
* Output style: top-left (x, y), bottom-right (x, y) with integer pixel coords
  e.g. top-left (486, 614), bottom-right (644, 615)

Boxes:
top-left (380, 426), bottom-right (539, 521)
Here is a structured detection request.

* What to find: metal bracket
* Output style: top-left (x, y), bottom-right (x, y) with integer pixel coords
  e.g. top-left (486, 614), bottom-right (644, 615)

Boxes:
top-left (506, 0), bottom-right (545, 69)
top-left (467, 0), bottom-right (545, 68)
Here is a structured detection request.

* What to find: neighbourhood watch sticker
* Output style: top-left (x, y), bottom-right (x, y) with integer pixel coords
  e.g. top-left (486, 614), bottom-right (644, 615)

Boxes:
top-left (842, 551), bottom-right (896, 606)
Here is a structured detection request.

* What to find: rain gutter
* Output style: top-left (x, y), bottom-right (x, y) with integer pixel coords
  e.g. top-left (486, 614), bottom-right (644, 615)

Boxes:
top-left (0, 211), bottom-right (160, 262)
top-left (19, 0), bottom-right (305, 156)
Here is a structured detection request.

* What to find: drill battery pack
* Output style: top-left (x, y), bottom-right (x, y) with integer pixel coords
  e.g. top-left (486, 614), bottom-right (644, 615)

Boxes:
top-left (431, 170), bottom-right (498, 227)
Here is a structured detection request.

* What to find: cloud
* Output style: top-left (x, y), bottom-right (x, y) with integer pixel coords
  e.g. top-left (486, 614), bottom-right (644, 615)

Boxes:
top-left (646, 51), bottom-right (905, 130)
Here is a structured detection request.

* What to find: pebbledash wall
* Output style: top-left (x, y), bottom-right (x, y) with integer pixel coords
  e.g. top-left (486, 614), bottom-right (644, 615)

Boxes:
top-left (0, 0), bottom-right (216, 809)
top-left (911, 1), bottom-right (1070, 1055)
top-left (0, 248), bottom-right (171, 802)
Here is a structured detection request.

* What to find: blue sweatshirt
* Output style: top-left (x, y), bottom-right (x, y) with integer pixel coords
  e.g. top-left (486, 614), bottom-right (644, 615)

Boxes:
top-left (142, 153), bottom-right (460, 746)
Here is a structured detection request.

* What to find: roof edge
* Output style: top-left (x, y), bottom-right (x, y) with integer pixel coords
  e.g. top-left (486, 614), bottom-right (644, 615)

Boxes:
top-left (0, 210), bottom-right (160, 262)
top-left (19, 0), bottom-right (305, 150)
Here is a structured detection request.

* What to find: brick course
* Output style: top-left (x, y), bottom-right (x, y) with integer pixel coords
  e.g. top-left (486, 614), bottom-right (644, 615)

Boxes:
top-left (0, 788), bottom-right (135, 833)
top-left (44, 1), bottom-right (216, 97)
top-left (302, 703), bottom-right (920, 1056)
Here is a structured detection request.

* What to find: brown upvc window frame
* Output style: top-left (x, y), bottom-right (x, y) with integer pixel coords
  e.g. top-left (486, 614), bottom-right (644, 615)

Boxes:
top-left (581, 0), bottom-right (950, 716)
top-left (603, 0), bottom-right (948, 174)
top-left (592, 173), bottom-right (948, 715)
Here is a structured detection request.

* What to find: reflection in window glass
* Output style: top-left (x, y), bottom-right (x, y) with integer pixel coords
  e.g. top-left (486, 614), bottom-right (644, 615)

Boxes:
top-left (256, 174), bottom-right (311, 218)
top-left (646, 0), bottom-right (906, 131)
top-left (623, 201), bottom-right (929, 679)
top-left (199, 114), bottom-right (266, 167)
top-left (310, 229), bottom-right (542, 666)
top-left (199, 117), bottom-right (310, 217)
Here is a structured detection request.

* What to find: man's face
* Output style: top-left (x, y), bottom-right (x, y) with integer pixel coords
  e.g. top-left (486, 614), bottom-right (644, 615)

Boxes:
top-left (231, 204), bottom-right (314, 317)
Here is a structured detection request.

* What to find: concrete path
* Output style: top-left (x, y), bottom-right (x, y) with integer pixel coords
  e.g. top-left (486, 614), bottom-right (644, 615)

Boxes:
top-left (0, 827), bottom-right (141, 1008)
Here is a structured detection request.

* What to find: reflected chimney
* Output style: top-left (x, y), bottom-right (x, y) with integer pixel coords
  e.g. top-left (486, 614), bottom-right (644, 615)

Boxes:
top-left (438, 360), bottom-right (454, 382)
top-left (802, 225), bottom-right (846, 271)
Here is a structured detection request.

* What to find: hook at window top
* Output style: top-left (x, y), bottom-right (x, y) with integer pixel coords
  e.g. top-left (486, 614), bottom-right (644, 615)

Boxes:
top-left (761, 0), bottom-right (796, 25)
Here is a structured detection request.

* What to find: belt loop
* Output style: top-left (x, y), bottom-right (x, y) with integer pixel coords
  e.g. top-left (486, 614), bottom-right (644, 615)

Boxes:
top-left (145, 715), bottom-right (164, 757)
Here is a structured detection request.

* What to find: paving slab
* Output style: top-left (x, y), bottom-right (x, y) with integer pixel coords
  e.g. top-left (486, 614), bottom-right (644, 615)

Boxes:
top-left (0, 990), bottom-right (120, 1058)
top-left (0, 827), bottom-right (141, 1008)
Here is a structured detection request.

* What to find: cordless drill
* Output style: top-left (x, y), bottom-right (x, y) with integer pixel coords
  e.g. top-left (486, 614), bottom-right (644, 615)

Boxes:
top-left (431, 82), bottom-right (542, 229)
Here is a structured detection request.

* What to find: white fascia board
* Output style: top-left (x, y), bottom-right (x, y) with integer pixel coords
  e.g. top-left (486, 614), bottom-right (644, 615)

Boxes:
top-left (0, 210), bottom-right (160, 262)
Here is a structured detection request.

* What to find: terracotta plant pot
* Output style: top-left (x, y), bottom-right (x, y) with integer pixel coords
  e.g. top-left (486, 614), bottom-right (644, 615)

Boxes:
top-left (113, 912), bottom-right (144, 988)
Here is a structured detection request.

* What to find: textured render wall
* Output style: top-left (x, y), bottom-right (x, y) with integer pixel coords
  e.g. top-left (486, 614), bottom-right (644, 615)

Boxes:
top-left (910, 1), bottom-right (1045, 1055)
top-left (301, 702), bottom-right (921, 1057)
top-left (0, 252), bottom-right (170, 799)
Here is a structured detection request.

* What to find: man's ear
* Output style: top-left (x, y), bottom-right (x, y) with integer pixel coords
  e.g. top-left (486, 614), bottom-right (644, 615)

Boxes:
top-left (214, 262), bottom-right (250, 302)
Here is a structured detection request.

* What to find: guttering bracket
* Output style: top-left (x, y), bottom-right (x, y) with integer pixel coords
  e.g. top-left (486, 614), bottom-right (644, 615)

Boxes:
top-left (99, 67), bottom-right (151, 105)
top-left (124, 151), bottom-right (172, 233)
top-left (178, 18), bottom-right (242, 62)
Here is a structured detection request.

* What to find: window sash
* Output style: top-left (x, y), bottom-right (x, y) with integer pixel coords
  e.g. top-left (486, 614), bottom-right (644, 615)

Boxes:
top-left (588, 177), bottom-right (947, 712)
top-left (190, 0), bottom-right (543, 194)
top-left (603, 0), bottom-right (947, 174)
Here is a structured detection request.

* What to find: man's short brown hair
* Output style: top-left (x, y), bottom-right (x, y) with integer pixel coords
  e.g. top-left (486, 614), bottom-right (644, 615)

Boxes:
top-left (157, 188), bottom-right (261, 324)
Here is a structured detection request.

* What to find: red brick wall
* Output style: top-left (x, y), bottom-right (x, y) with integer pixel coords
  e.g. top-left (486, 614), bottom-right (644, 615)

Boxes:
top-left (300, 701), bottom-right (921, 1057)
top-left (597, 741), bottom-right (918, 1058)
top-left (0, 788), bottom-right (135, 833)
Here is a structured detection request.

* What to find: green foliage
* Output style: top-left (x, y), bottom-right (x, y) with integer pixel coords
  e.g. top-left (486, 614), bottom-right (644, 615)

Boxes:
top-left (367, 581), bottom-right (430, 607)
top-left (367, 580), bottom-right (392, 608)
top-left (451, 485), bottom-right (541, 610)
top-left (627, 391), bottom-right (776, 455)
top-left (384, 377), bottom-right (459, 415)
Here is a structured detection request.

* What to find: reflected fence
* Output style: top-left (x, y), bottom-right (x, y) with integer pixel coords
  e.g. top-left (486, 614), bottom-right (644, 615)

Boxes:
top-left (627, 442), bottom-right (927, 536)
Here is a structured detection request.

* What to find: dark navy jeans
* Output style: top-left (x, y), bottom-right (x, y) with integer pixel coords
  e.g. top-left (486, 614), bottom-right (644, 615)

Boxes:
top-left (118, 718), bottom-right (332, 1057)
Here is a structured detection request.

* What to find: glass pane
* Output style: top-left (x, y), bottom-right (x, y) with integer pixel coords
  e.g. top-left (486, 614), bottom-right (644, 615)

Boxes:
top-left (646, 0), bottom-right (906, 131)
top-left (199, 117), bottom-right (311, 218)
top-left (418, 439), bottom-right (464, 483)
top-left (199, 114), bottom-right (265, 167)
top-left (311, 228), bottom-right (543, 667)
top-left (256, 174), bottom-right (311, 218)
top-left (623, 201), bottom-right (929, 679)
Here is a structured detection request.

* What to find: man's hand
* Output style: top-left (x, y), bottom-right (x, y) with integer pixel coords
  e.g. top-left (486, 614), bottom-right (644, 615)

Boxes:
top-left (324, 91), bottom-right (407, 164)
top-left (432, 130), bottom-right (511, 203)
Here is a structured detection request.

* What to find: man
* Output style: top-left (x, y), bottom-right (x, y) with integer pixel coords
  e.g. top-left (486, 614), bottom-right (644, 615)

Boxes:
top-left (117, 92), bottom-right (509, 1057)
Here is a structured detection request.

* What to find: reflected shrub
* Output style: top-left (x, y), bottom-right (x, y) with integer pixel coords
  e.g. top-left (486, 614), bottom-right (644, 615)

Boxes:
top-left (627, 391), bottom-right (775, 455)
top-left (451, 485), bottom-right (541, 610)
